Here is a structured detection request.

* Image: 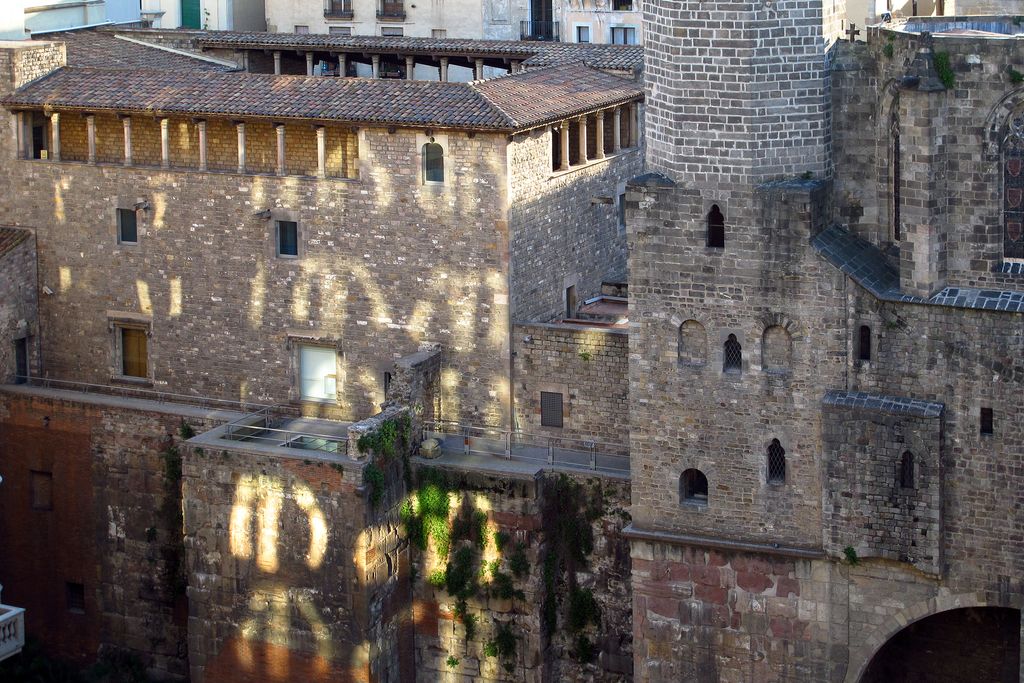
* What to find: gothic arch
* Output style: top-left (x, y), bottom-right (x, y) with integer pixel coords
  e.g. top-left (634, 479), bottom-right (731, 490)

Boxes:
top-left (982, 88), bottom-right (1024, 160)
top-left (846, 592), bottom-right (1022, 682)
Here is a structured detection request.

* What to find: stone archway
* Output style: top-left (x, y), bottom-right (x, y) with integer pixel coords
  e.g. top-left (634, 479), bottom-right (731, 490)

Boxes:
top-left (851, 600), bottom-right (1020, 683)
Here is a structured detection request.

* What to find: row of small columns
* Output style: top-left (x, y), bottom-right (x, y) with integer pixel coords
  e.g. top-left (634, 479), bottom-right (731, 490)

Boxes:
top-left (271, 49), bottom-right (515, 81)
top-left (557, 103), bottom-right (640, 172)
top-left (31, 112), bottom-right (335, 178)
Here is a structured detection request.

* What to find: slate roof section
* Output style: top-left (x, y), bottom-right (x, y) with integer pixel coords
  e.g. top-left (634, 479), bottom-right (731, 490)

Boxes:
top-left (37, 29), bottom-right (229, 72)
top-left (1, 62), bottom-right (642, 132)
top-left (822, 390), bottom-right (944, 419)
top-left (0, 227), bottom-right (32, 258)
top-left (184, 31), bottom-right (644, 72)
top-left (813, 224), bottom-right (1024, 313)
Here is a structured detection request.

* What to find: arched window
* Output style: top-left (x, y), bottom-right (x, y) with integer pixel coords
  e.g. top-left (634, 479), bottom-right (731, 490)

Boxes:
top-left (423, 141), bottom-right (444, 184)
top-left (899, 451), bottom-right (915, 489)
top-left (767, 439), bottom-right (786, 484)
top-left (762, 325), bottom-right (791, 372)
top-left (680, 469), bottom-right (708, 505)
top-left (707, 204), bottom-right (725, 248)
top-left (723, 334), bottom-right (742, 374)
top-left (1003, 113), bottom-right (1024, 259)
top-left (891, 113), bottom-right (901, 242)
top-left (678, 320), bottom-right (707, 366)
top-left (858, 325), bottom-right (872, 362)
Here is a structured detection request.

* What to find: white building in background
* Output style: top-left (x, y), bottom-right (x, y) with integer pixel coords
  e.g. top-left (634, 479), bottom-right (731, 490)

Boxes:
top-left (141, 0), bottom-right (266, 31)
top-left (0, 0), bottom-right (140, 39)
top-left (560, 0), bottom-right (641, 44)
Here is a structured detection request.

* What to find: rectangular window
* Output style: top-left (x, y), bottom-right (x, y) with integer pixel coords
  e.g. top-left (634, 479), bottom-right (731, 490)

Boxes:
top-left (575, 25), bottom-right (590, 43)
top-left (66, 582), bottom-right (85, 613)
top-left (277, 220), bottom-right (299, 257)
top-left (295, 25), bottom-right (310, 33)
top-left (381, 26), bottom-right (404, 36)
top-left (431, 29), bottom-right (447, 39)
top-left (611, 26), bottom-right (637, 45)
top-left (117, 208), bottom-right (138, 244)
top-left (120, 327), bottom-right (148, 378)
top-left (329, 26), bottom-right (352, 35)
top-left (613, 0), bottom-right (632, 9)
top-left (618, 192), bottom-right (627, 235)
top-left (540, 391), bottom-right (564, 428)
top-left (30, 470), bottom-right (53, 510)
top-left (981, 407), bottom-right (994, 435)
top-left (565, 285), bottom-right (577, 319)
top-left (14, 337), bottom-right (28, 383)
top-left (299, 345), bottom-right (338, 402)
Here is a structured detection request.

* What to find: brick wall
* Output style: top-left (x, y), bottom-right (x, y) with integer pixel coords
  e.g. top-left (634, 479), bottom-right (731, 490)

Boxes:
top-left (0, 231), bottom-right (36, 383)
top-left (512, 322), bottom-right (628, 446)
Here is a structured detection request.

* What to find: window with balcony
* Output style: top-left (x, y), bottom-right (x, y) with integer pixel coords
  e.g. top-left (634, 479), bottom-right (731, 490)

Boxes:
top-left (378, 0), bottom-right (405, 20)
top-left (324, 0), bottom-right (353, 18)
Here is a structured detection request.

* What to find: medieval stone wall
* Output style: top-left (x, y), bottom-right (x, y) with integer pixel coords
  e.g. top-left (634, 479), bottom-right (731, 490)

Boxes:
top-left (512, 322), bottom-right (629, 446)
top-left (0, 231), bottom-right (36, 383)
top-left (506, 125), bottom-right (638, 323)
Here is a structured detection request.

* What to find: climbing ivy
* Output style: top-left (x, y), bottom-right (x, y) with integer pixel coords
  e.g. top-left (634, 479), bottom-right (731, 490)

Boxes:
top-left (357, 413), bottom-right (413, 507)
top-left (934, 51), bottom-right (955, 89)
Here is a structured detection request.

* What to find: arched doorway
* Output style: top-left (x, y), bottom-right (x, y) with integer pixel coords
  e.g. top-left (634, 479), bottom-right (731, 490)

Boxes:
top-left (861, 607), bottom-right (1020, 682)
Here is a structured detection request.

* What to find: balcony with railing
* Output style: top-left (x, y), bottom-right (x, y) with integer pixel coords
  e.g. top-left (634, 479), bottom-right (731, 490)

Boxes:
top-left (0, 595), bottom-right (25, 663)
top-left (377, 1), bottom-right (405, 20)
top-left (520, 20), bottom-right (559, 41)
top-left (324, 0), bottom-right (354, 19)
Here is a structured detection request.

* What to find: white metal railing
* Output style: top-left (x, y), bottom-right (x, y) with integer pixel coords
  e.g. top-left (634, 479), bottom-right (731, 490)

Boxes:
top-left (0, 604), bottom-right (25, 663)
top-left (12, 376), bottom-right (273, 413)
top-left (219, 407), bottom-right (348, 455)
top-left (424, 420), bottom-right (629, 476)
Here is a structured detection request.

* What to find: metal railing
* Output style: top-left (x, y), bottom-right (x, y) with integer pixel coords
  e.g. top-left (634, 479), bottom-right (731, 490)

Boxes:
top-left (219, 408), bottom-right (348, 455)
top-left (324, 0), bottom-right (353, 18)
top-left (424, 420), bottom-right (628, 476)
top-left (377, 1), bottom-right (405, 19)
top-left (10, 376), bottom-right (273, 413)
top-left (520, 20), bottom-right (559, 41)
top-left (0, 604), bottom-right (25, 663)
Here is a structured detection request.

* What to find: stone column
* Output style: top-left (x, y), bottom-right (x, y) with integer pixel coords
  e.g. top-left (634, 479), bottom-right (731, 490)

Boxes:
top-left (241, 51), bottom-right (250, 72)
top-left (316, 126), bottom-right (327, 178)
top-left (439, 57), bottom-right (449, 82)
top-left (612, 107), bottom-right (622, 152)
top-left (371, 54), bottom-right (381, 78)
top-left (49, 112), bottom-right (60, 162)
top-left (14, 112), bottom-right (24, 159)
top-left (236, 121), bottom-right (246, 174)
top-left (595, 111), bottom-right (605, 159)
top-left (338, 53), bottom-right (347, 77)
top-left (559, 124), bottom-right (570, 171)
top-left (275, 124), bottom-right (286, 176)
top-left (86, 114), bottom-right (96, 164)
top-left (628, 102), bottom-right (638, 148)
top-left (577, 115), bottom-right (588, 165)
top-left (474, 58), bottom-right (484, 80)
top-left (405, 55), bottom-right (415, 80)
top-left (306, 52), bottom-right (315, 76)
top-left (160, 117), bottom-right (170, 169)
top-left (273, 51), bottom-right (282, 75)
top-left (122, 116), bottom-right (133, 166)
top-left (197, 120), bottom-right (208, 171)
top-left (511, 60), bottom-right (520, 73)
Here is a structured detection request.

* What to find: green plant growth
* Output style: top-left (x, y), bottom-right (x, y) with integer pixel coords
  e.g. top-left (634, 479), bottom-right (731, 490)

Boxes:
top-left (446, 655), bottom-right (459, 668)
top-left (178, 419), bottom-right (195, 440)
top-left (508, 543), bottom-right (530, 578)
top-left (843, 546), bottom-right (860, 566)
top-left (883, 41), bottom-right (894, 59)
top-left (1010, 67), bottom-right (1024, 85)
top-left (484, 620), bottom-right (517, 673)
top-left (490, 570), bottom-right (525, 601)
top-left (578, 350), bottom-right (593, 362)
top-left (934, 52), bottom-right (955, 89)
top-left (364, 463), bottom-right (386, 507)
top-left (159, 433), bottom-right (187, 597)
top-left (401, 469), bottom-right (453, 556)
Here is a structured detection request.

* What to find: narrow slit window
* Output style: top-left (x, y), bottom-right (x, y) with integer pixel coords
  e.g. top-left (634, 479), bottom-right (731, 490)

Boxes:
top-left (565, 285), bottom-right (577, 319)
top-left (540, 391), bottom-right (563, 428)
top-left (723, 334), bottom-right (742, 374)
top-left (423, 141), bottom-right (444, 183)
top-left (899, 451), bottom-right (915, 489)
top-left (117, 208), bottom-right (138, 244)
top-left (767, 439), bottom-right (786, 484)
top-left (858, 325), bottom-right (872, 361)
top-left (277, 220), bottom-right (298, 257)
top-left (981, 407), bottom-right (994, 435)
top-left (707, 205), bottom-right (725, 248)
top-left (14, 337), bottom-right (28, 383)
top-left (383, 371), bottom-right (392, 400)
top-left (892, 115), bottom-right (902, 242)
top-left (680, 469), bottom-right (708, 505)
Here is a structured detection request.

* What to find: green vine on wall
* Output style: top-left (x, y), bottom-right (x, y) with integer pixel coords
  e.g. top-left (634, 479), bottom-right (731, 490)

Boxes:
top-left (357, 413), bottom-right (412, 507)
top-left (934, 52), bottom-right (955, 90)
top-left (156, 419), bottom-right (193, 598)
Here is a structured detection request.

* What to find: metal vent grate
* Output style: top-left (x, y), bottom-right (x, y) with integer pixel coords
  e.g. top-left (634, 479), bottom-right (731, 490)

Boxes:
top-left (540, 391), bottom-right (563, 428)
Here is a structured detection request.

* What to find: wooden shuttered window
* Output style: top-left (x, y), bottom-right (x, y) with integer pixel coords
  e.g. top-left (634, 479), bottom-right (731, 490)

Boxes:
top-left (121, 327), bottom-right (148, 378)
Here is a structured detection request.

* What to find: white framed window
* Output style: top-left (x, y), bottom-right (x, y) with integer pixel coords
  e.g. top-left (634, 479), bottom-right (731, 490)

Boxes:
top-left (381, 26), bottom-right (404, 36)
top-left (116, 207), bottom-right (138, 245)
top-left (276, 220), bottom-right (299, 258)
top-left (299, 344), bottom-right (338, 402)
top-left (295, 25), bottom-right (310, 34)
top-left (611, 26), bottom-right (637, 45)
top-left (329, 26), bottom-right (352, 36)
top-left (575, 24), bottom-right (591, 43)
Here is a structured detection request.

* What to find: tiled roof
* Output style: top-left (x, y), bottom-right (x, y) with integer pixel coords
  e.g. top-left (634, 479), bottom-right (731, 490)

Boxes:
top-left (813, 224), bottom-right (1024, 313)
top-left (0, 227), bottom-right (32, 258)
top-left (1, 62), bottom-right (642, 132)
top-left (36, 29), bottom-right (230, 72)
top-left (173, 30), bottom-right (643, 72)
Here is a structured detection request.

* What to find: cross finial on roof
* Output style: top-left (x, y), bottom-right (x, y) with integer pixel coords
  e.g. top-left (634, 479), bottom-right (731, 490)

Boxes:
top-left (846, 23), bottom-right (861, 42)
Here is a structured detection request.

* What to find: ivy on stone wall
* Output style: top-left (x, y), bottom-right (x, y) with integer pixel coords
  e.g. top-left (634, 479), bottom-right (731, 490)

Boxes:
top-left (157, 420), bottom-right (193, 598)
top-left (357, 413), bottom-right (412, 506)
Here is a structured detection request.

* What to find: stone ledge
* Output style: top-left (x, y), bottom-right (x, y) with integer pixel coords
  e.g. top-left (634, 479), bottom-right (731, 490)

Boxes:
top-left (622, 524), bottom-right (824, 560)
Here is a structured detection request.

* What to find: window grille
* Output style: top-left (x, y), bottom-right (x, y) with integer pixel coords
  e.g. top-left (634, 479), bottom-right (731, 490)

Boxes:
top-left (540, 391), bottom-right (563, 428)
top-left (767, 439), bottom-right (786, 484)
top-left (680, 469), bottom-right (708, 504)
top-left (723, 334), bottom-right (742, 373)
top-left (707, 204), bottom-right (725, 248)
top-left (899, 451), bottom-right (915, 489)
top-left (858, 325), bottom-right (872, 361)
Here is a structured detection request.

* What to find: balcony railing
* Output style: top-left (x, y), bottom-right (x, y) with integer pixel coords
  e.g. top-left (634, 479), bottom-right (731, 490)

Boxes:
top-left (0, 603), bottom-right (25, 663)
top-left (377, 1), bottom-right (405, 20)
top-left (324, 0), bottom-right (353, 18)
top-left (520, 20), bottom-right (559, 41)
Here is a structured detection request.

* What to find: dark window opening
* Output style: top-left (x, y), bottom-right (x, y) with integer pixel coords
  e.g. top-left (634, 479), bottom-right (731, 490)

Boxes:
top-left (30, 470), bottom-right (53, 510)
top-left (981, 407), bottom-right (994, 435)
top-left (899, 451), bottom-right (915, 489)
top-left (66, 582), bottom-right (85, 613)
top-left (14, 337), bottom-right (28, 383)
top-left (117, 208), bottom-right (138, 244)
top-left (723, 334), bottom-right (742, 374)
top-left (892, 117), bottom-right (902, 242)
top-left (858, 325), bottom-right (872, 361)
top-left (423, 141), bottom-right (444, 183)
top-left (680, 468), bottom-right (708, 505)
top-left (767, 439), bottom-right (786, 484)
top-left (277, 220), bottom-right (298, 257)
top-left (121, 328), bottom-right (148, 378)
top-left (565, 285), bottom-right (577, 319)
top-left (707, 204), bottom-right (725, 248)
top-left (617, 192), bottom-right (627, 235)
top-left (32, 122), bottom-right (47, 159)
top-left (551, 127), bottom-right (562, 171)
top-left (383, 371), bottom-right (392, 400)
top-left (613, 0), bottom-right (632, 9)
top-left (540, 391), bottom-right (563, 428)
